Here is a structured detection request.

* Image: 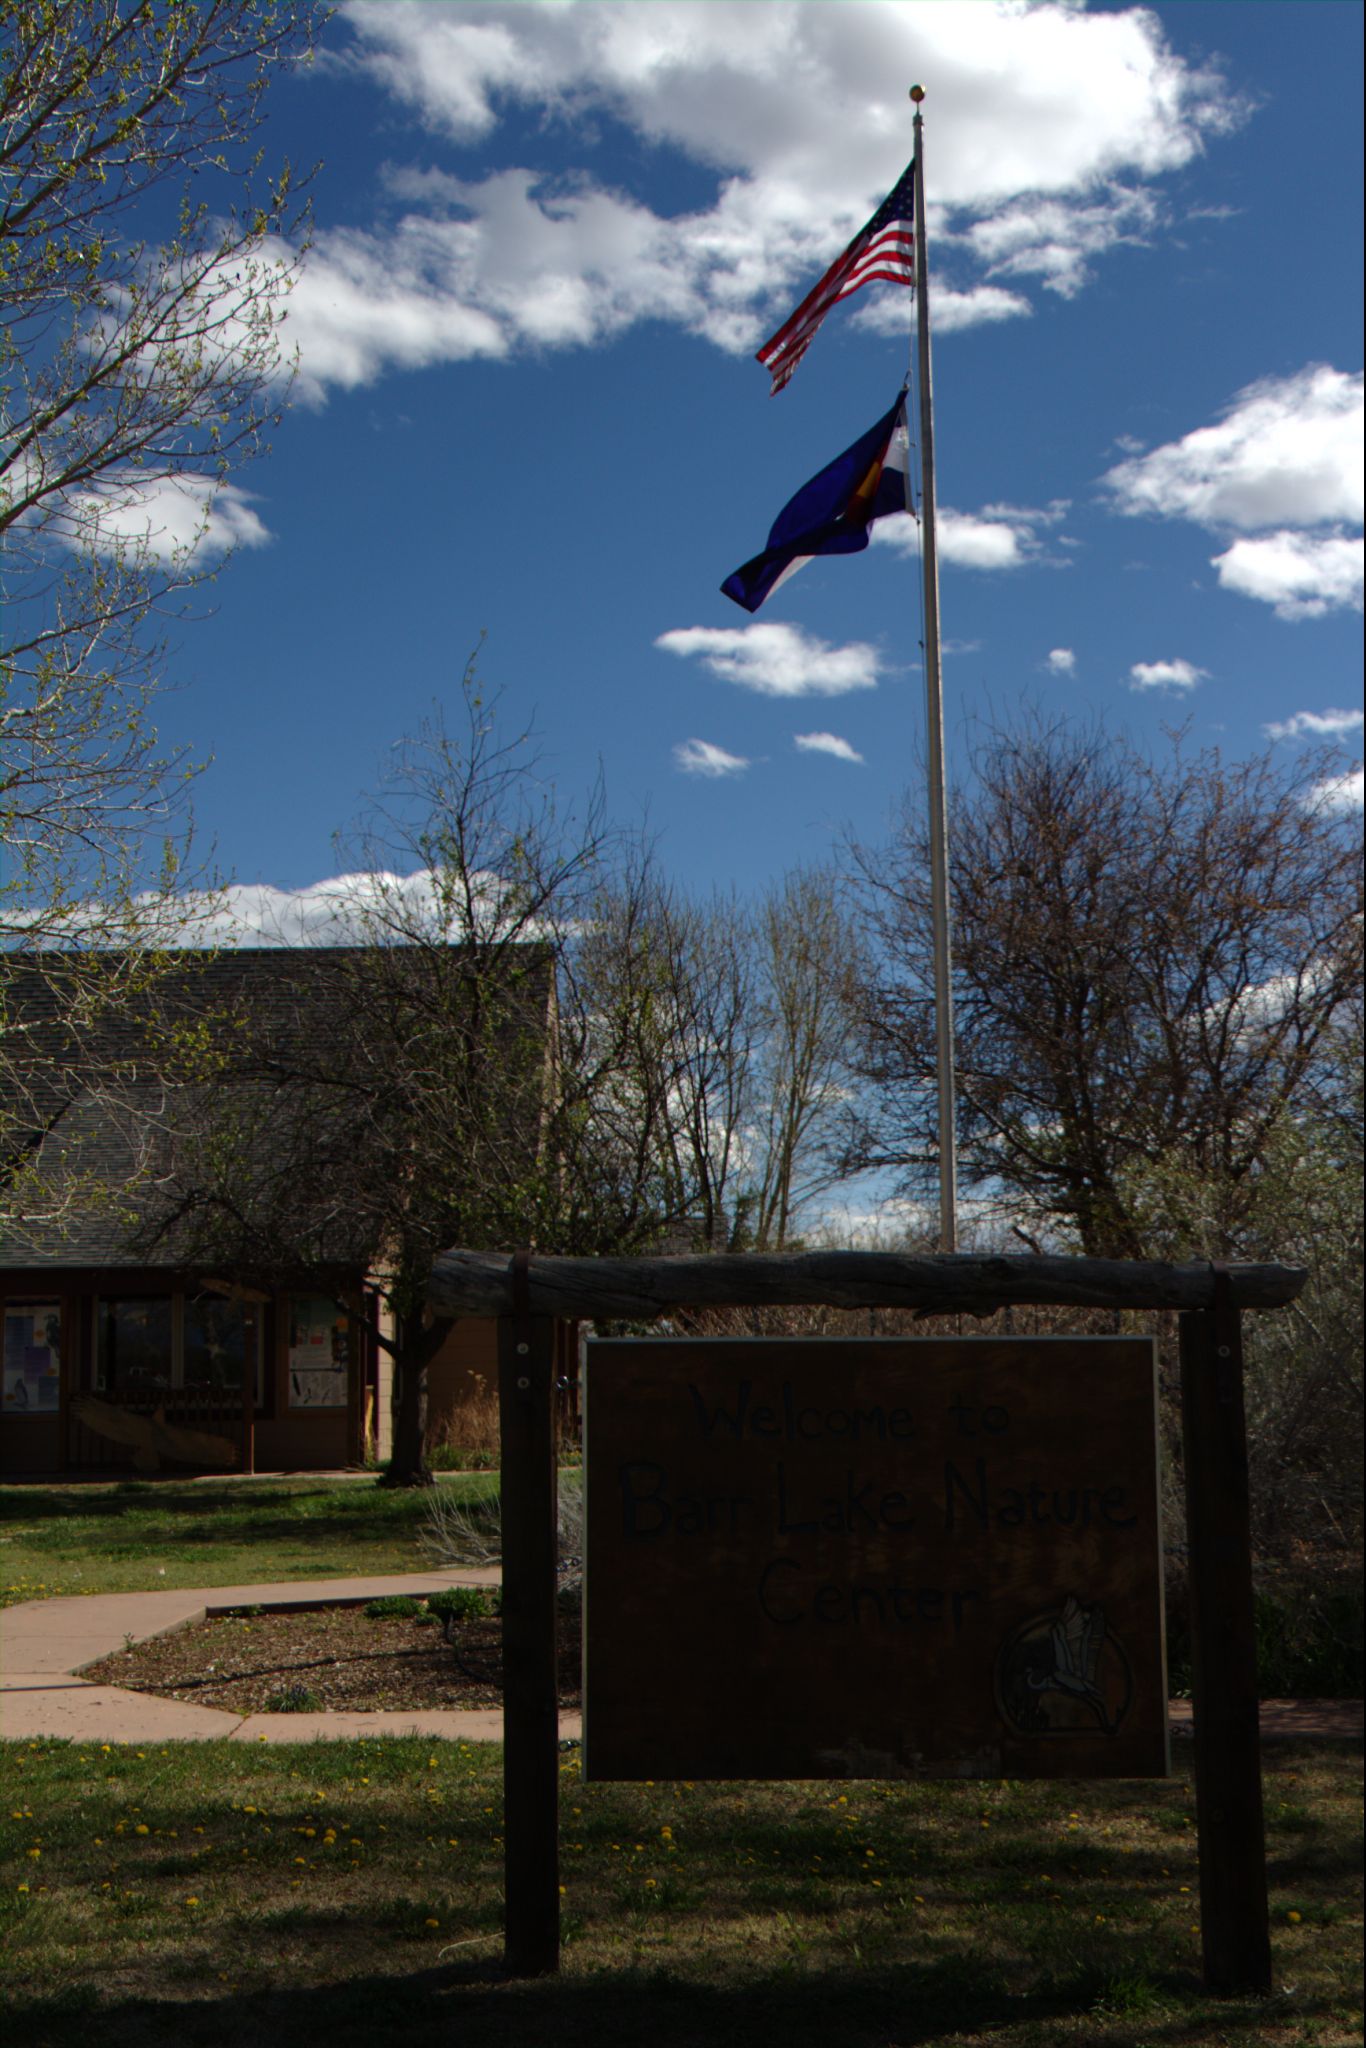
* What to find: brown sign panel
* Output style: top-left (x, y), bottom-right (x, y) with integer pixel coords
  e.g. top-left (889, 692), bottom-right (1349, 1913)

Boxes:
top-left (584, 1339), bottom-right (1168, 1781)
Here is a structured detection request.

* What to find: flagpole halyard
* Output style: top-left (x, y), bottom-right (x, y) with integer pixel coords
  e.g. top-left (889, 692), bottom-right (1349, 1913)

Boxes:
top-left (910, 89), bottom-right (960, 1254)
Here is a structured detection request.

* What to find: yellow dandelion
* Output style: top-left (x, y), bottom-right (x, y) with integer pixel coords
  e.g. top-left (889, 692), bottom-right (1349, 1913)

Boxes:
top-left (185, 1896), bottom-right (200, 1907)
top-left (1287, 1910), bottom-right (1302, 1924)
top-left (425, 1917), bottom-right (439, 1927)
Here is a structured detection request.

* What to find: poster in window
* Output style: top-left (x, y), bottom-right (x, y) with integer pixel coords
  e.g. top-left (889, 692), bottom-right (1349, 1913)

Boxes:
top-left (288, 1297), bottom-right (349, 1409)
top-left (3, 1307), bottom-right (61, 1416)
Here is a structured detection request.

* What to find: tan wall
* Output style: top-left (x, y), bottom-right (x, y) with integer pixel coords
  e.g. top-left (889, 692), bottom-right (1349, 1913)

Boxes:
top-left (426, 1318), bottom-right (499, 1449)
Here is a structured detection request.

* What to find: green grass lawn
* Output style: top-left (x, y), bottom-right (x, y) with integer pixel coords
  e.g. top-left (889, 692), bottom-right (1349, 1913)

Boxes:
top-left (0, 1737), bottom-right (1359, 2047)
top-left (0, 1474), bottom-right (502, 1605)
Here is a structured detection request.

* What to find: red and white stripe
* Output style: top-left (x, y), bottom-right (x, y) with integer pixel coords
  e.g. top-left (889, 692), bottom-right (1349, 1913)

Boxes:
top-left (757, 168), bottom-right (916, 395)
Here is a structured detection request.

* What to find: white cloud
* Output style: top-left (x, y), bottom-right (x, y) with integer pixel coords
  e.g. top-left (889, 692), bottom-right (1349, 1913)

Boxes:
top-left (147, 870), bottom-right (516, 946)
top-left (1307, 767), bottom-right (1364, 814)
top-left (1128, 657), bottom-right (1207, 693)
top-left (5, 450), bottom-right (271, 566)
top-left (278, 226), bottom-right (508, 401)
top-left (1212, 532), bottom-right (1364, 621)
top-left (1046, 647), bottom-right (1076, 675)
top-left (282, 0), bottom-right (1247, 396)
top-left (874, 501), bottom-right (1065, 570)
top-left (1264, 707), bottom-right (1365, 742)
top-left (794, 731), bottom-right (864, 764)
top-left (340, 2), bottom-right (1238, 193)
top-left (673, 738), bottom-right (749, 778)
top-left (67, 474), bottom-right (270, 565)
top-left (656, 622), bottom-right (881, 697)
top-left (1104, 367), bottom-right (1363, 531)
top-left (854, 282), bottom-right (1032, 335)
top-left (963, 186), bottom-right (1159, 298)
top-left (1103, 367), bottom-right (1364, 620)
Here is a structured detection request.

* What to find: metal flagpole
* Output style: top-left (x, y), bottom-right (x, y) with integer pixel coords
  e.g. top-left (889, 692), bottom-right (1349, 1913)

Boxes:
top-left (910, 85), bottom-right (959, 1252)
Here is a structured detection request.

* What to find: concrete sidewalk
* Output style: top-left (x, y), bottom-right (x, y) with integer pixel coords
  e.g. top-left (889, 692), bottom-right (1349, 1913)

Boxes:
top-left (2, 1577), bottom-right (1359, 1747)
top-left (0, 1570), bottom-right (583, 1745)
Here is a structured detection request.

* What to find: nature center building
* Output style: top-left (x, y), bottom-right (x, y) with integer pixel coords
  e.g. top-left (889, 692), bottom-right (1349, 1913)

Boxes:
top-left (1, 947), bottom-right (551, 1477)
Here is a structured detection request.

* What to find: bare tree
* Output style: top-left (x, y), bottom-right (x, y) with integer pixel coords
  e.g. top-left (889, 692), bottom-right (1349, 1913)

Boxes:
top-left (129, 667), bottom-right (632, 1484)
top-left (844, 718), bottom-right (1363, 1258)
top-left (749, 866), bottom-right (861, 1249)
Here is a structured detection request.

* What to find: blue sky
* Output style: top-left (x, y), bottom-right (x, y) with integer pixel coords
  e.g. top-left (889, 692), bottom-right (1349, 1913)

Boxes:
top-left (124, 0), bottom-right (1363, 929)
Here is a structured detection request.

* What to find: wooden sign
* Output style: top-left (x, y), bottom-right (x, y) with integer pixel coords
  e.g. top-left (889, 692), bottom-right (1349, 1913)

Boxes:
top-left (584, 1338), bottom-right (1168, 1781)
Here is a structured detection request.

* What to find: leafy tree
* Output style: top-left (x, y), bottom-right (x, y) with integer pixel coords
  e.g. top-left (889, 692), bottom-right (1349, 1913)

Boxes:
top-left (1, 0), bottom-right (318, 942)
top-left (1, 2), bottom-right (318, 1226)
top-left (844, 718), bottom-right (1363, 1258)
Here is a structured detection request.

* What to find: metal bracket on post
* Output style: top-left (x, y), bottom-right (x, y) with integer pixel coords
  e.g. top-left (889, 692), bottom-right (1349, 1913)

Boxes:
top-left (512, 1247), bottom-right (533, 1403)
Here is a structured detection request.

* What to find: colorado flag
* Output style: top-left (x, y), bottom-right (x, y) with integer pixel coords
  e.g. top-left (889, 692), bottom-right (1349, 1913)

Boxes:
top-left (721, 396), bottom-right (911, 614)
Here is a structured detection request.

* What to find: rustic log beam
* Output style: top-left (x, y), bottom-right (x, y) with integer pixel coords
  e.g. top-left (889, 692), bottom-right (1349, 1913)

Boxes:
top-left (427, 1250), bottom-right (1306, 1322)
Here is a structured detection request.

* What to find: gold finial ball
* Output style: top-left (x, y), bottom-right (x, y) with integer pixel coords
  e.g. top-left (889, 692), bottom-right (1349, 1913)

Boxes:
top-left (909, 84), bottom-right (926, 102)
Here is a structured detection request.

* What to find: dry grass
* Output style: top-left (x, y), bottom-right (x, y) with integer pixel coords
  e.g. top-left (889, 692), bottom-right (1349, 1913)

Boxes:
top-left (427, 1373), bottom-right (502, 1469)
top-left (1, 1735), bottom-right (1360, 2048)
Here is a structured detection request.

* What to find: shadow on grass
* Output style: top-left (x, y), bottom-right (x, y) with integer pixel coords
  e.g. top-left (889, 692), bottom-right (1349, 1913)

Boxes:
top-left (0, 1948), bottom-right (1269, 2048)
top-left (0, 1484), bottom-right (469, 1565)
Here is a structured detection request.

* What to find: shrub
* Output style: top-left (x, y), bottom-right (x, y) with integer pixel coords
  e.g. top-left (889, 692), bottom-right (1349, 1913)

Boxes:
top-left (422, 1471), bottom-right (582, 1569)
top-left (427, 1586), bottom-right (491, 1623)
top-left (1165, 1563), bottom-right (1363, 1698)
top-left (364, 1594), bottom-right (425, 1619)
top-left (263, 1684), bottom-right (322, 1713)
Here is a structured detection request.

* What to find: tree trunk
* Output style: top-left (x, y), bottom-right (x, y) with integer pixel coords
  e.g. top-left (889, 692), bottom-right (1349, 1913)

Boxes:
top-left (382, 1314), bottom-right (453, 1488)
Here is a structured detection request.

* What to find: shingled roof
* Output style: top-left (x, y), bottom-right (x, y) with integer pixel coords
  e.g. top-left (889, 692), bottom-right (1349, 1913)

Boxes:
top-left (1, 945), bottom-right (555, 1271)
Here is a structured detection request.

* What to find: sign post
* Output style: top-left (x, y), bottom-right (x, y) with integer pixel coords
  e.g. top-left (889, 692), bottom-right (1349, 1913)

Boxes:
top-left (1179, 1278), bottom-right (1272, 1993)
top-left (455, 1250), bottom-right (1304, 1989)
top-left (498, 1258), bottom-right (560, 1977)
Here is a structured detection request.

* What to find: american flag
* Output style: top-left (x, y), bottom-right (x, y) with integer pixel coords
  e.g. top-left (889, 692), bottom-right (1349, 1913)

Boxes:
top-left (756, 160), bottom-right (916, 396)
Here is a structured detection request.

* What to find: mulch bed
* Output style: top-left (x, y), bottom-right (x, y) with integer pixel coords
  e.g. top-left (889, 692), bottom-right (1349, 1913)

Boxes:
top-left (82, 1604), bottom-right (582, 1714)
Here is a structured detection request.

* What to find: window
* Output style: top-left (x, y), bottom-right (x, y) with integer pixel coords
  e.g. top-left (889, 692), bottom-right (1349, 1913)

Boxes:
top-left (287, 1296), bottom-right (349, 1409)
top-left (3, 1304), bottom-right (61, 1416)
top-left (95, 1299), bottom-right (174, 1395)
top-left (95, 1295), bottom-right (264, 1404)
top-left (184, 1294), bottom-right (264, 1400)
